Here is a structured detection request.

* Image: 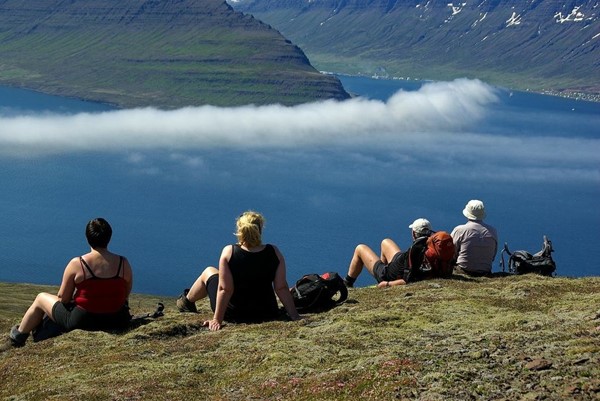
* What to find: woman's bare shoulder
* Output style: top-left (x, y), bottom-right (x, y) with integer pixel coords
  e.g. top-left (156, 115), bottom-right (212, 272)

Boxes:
top-left (63, 256), bottom-right (82, 277)
top-left (220, 244), bottom-right (234, 257)
top-left (66, 256), bottom-right (82, 267)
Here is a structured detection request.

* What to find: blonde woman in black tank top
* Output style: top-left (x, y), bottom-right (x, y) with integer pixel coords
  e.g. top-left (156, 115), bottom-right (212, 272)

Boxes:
top-left (176, 211), bottom-right (301, 331)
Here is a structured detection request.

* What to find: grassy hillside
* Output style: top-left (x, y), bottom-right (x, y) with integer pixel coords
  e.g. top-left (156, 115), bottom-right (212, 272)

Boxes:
top-left (0, 0), bottom-right (349, 108)
top-left (1, 275), bottom-right (599, 400)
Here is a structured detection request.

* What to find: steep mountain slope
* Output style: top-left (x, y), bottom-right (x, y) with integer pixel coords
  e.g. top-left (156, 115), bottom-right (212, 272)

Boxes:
top-left (230, 0), bottom-right (600, 99)
top-left (0, 0), bottom-right (349, 108)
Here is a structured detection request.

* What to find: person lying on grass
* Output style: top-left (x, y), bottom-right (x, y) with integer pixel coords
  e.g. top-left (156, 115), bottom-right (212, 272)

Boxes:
top-left (344, 218), bottom-right (434, 288)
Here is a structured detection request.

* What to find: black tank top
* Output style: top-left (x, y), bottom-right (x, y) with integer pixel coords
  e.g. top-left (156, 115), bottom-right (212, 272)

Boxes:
top-left (226, 244), bottom-right (280, 323)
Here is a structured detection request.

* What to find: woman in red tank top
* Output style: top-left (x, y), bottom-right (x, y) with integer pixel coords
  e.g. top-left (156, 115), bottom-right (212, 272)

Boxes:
top-left (9, 218), bottom-right (133, 347)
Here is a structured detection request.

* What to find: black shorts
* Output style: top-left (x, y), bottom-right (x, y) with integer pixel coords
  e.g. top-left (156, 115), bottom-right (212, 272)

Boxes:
top-left (204, 273), bottom-right (281, 323)
top-left (206, 273), bottom-right (219, 312)
top-left (52, 302), bottom-right (131, 332)
top-left (373, 251), bottom-right (405, 282)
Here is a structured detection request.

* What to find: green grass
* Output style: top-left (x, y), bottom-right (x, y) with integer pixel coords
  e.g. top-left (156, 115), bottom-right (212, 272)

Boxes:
top-left (1, 275), bottom-right (599, 400)
top-left (0, 1), bottom-right (349, 108)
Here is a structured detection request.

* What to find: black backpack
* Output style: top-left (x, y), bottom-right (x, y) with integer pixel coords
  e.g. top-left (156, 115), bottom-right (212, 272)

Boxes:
top-left (290, 272), bottom-right (348, 312)
top-left (501, 236), bottom-right (556, 276)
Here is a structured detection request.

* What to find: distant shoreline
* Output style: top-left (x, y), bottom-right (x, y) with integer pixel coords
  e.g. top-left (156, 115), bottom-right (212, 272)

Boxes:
top-left (328, 72), bottom-right (600, 104)
top-left (2, 74), bottom-right (599, 111)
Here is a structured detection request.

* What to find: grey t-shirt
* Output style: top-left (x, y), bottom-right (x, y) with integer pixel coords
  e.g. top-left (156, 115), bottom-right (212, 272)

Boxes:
top-left (451, 220), bottom-right (498, 273)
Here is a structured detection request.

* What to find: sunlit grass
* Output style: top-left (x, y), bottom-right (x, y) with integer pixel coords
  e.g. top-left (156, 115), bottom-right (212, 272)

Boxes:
top-left (1, 275), bottom-right (599, 400)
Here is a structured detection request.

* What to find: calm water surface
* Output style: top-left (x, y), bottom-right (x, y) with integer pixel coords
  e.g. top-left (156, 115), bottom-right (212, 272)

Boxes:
top-left (0, 80), bottom-right (598, 295)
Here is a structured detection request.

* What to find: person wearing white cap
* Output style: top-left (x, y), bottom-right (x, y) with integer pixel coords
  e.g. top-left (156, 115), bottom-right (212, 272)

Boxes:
top-left (451, 200), bottom-right (498, 276)
top-left (343, 218), bottom-right (434, 288)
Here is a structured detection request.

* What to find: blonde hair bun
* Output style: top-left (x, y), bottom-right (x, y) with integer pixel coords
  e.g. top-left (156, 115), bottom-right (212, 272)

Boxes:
top-left (235, 211), bottom-right (265, 248)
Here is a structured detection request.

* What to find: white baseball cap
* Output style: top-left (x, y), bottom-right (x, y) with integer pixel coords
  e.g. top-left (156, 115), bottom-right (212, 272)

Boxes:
top-left (408, 218), bottom-right (432, 235)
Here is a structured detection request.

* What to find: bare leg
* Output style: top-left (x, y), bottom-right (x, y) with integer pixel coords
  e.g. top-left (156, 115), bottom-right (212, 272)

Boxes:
top-left (380, 238), bottom-right (401, 264)
top-left (186, 266), bottom-right (218, 303)
top-left (347, 244), bottom-right (380, 279)
top-left (17, 292), bottom-right (59, 334)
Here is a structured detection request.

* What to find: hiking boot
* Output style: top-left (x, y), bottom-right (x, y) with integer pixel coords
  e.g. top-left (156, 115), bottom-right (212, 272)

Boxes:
top-left (342, 274), bottom-right (356, 288)
top-left (342, 277), bottom-right (355, 288)
top-left (9, 325), bottom-right (29, 347)
top-left (176, 289), bottom-right (197, 313)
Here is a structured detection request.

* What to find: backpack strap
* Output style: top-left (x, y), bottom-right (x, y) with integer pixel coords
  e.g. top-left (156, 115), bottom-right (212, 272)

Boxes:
top-left (323, 272), bottom-right (348, 304)
top-left (405, 246), bottom-right (414, 282)
top-left (500, 243), bottom-right (511, 273)
top-left (293, 274), bottom-right (325, 311)
top-left (404, 237), bottom-right (429, 282)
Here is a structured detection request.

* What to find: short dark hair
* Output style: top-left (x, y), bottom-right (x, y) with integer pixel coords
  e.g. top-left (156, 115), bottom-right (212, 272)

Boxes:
top-left (85, 218), bottom-right (112, 249)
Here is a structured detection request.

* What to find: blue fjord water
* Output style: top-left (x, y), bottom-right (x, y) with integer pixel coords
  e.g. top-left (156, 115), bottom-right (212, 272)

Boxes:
top-left (0, 78), bottom-right (598, 295)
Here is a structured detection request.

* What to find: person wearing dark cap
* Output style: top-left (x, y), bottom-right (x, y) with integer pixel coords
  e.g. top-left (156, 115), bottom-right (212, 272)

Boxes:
top-left (451, 200), bottom-right (498, 276)
top-left (343, 218), bottom-right (434, 288)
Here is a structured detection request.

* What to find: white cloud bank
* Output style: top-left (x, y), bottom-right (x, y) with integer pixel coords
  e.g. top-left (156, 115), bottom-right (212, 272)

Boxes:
top-left (1, 78), bottom-right (598, 183)
top-left (0, 79), bottom-right (497, 152)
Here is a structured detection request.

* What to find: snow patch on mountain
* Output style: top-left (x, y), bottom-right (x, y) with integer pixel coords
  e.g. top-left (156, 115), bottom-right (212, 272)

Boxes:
top-left (472, 12), bottom-right (488, 28)
top-left (448, 2), bottom-right (466, 16)
top-left (554, 6), bottom-right (586, 23)
top-left (506, 11), bottom-right (522, 27)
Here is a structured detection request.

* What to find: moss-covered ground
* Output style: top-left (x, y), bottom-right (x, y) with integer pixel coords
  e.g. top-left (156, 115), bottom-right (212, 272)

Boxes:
top-left (1, 275), bottom-right (598, 400)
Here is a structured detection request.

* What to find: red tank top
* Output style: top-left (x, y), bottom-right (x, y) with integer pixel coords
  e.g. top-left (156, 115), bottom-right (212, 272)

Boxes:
top-left (73, 256), bottom-right (128, 314)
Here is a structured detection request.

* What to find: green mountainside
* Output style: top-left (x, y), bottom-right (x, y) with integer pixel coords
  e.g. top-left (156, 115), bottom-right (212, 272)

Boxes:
top-left (231, 0), bottom-right (600, 100)
top-left (0, 0), bottom-right (349, 108)
top-left (1, 276), bottom-right (599, 400)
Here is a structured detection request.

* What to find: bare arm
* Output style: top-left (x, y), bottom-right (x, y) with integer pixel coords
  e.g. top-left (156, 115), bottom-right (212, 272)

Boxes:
top-left (56, 258), bottom-right (79, 303)
top-left (122, 257), bottom-right (134, 298)
top-left (206, 245), bottom-right (235, 331)
top-left (272, 246), bottom-right (301, 321)
top-left (376, 278), bottom-right (407, 288)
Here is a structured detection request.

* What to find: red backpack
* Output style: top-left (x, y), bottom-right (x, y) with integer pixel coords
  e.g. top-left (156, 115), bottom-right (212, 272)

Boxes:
top-left (405, 231), bottom-right (455, 282)
top-left (422, 231), bottom-right (455, 278)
